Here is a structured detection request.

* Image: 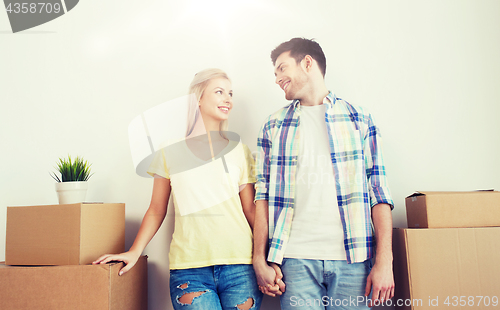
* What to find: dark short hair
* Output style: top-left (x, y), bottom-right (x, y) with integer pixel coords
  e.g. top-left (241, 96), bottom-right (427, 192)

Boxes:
top-left (271, 38), bottom-right (326, 77)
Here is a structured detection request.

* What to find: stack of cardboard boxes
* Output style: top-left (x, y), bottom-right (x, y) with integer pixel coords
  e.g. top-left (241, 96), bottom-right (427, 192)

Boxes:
top-left (1, 203), bottom-right (148, 310)
top-left (393, 191), bottom-right (500, 310)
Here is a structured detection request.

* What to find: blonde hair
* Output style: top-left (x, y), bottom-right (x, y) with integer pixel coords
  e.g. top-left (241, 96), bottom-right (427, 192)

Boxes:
top-left (186, 68), bottom-right (230, 137)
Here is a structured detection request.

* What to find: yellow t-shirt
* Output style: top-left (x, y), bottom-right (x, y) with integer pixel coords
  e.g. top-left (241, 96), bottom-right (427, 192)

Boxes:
top-left (147, 139), bottom-right (255, 269)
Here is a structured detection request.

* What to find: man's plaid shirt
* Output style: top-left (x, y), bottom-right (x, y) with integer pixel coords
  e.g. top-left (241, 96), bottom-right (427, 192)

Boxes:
top-left (255, 92), bottom-right (393, 264)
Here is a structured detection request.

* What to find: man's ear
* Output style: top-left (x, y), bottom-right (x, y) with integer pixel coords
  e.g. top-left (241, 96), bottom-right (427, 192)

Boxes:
top-left (302, 55), bottom-right (314, 72)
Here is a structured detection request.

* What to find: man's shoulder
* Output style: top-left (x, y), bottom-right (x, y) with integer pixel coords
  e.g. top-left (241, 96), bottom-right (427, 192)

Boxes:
top-left (260, 101), bottom-right (295, 129)
top-left (333, 95), bottom-right (370, 117)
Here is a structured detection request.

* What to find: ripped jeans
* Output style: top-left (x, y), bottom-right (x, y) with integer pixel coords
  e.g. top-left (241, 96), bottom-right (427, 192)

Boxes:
top-left (169, 264), bottom-right (263, 310)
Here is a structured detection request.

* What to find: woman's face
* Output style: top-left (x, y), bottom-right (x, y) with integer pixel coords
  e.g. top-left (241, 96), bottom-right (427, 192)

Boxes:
top-left (198, 78), bottom-right (233, 123)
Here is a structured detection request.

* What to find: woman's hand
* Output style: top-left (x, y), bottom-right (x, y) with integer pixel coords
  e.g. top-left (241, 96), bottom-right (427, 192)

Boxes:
top-left (92, 251), bottom-right (141, 276)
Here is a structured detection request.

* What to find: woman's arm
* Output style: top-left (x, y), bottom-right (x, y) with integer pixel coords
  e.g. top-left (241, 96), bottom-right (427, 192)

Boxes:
top-left (93, 177), bottom-right (171, 275)
top-left (239, 183), bottom-right (256, 230)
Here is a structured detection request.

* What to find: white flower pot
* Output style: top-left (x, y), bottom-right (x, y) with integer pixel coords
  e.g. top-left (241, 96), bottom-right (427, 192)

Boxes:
top-left (55, 181), bottom-right (88, 204)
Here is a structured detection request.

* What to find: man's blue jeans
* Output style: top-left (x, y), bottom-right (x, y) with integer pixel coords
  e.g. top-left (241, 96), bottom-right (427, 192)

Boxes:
top-left (280, 258), bottom-right (372, 310)
top-left (169, 264), bottom-right (263, 310)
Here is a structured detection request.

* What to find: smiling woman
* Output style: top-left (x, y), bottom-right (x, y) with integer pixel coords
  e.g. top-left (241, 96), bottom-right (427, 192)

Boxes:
top-left (93, 68), bottom-right (263, 310)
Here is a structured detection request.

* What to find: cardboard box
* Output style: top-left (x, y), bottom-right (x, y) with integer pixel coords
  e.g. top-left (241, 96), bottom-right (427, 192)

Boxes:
top-left (405, 191), bottom-right (500, 228)
top-left (6, 203), bottom-right (125, 265)
top-left (393, 228), bottom-right (500, 310)
top-left (0, 256), bottom-right (147, 310)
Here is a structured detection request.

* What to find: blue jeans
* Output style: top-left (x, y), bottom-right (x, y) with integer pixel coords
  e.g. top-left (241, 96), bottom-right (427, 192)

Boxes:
top-left (280, 258), bottom-right (372, 310)
top-left (169, 264), bottom-right (263, 310)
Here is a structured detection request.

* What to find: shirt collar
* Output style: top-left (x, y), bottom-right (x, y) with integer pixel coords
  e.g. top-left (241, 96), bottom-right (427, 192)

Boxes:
top-left (292, 91), bottom-right (335, 110)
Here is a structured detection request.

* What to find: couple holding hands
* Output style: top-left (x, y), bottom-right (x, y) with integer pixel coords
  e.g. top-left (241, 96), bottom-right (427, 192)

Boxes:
top-left (94, 37), bottom-right (394, 310)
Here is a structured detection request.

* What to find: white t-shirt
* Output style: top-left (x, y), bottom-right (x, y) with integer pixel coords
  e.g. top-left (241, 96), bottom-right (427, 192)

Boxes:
top-left (284, 103), bottom-right (347, 260)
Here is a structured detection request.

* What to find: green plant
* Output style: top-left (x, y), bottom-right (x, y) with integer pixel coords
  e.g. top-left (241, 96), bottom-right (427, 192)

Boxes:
top-left (50, 155), bottom-right (93, 182)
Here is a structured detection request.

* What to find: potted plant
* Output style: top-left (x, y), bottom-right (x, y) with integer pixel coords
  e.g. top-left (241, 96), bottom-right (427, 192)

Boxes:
top-left (51, 155), bottom-right (93, 204)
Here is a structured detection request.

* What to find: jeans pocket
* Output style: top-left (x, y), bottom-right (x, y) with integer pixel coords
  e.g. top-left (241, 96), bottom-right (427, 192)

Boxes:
top-left (280, 257), bottom-right (288, 268)
top-left (364, 258), bottom-right (373, 273)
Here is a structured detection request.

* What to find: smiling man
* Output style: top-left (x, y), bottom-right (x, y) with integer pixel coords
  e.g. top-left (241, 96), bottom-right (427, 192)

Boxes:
top-left (253, 38), bottom-right (395, 310)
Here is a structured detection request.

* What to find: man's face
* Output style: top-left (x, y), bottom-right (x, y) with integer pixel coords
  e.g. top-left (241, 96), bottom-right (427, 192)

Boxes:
top-left (274, 51), bottom-right (308, 101)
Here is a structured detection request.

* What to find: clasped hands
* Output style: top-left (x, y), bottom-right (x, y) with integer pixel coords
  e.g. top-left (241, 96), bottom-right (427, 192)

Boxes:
top-left (254, 261), bottom-right (286, 297)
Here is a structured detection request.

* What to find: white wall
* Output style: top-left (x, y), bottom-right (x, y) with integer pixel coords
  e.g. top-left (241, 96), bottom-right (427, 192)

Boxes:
top-left (1, 1), bottom-right (499, 309)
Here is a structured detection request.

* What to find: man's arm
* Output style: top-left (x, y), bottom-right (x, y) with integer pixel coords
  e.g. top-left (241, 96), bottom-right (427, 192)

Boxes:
top-left (253, 117), bottom-right (286, 296)
top-left (361, 111), bottom-right (395, 304)
top-left (253, 199), bottom-right (285, 296)
top-left (365, 203), bottom-right (394, 305)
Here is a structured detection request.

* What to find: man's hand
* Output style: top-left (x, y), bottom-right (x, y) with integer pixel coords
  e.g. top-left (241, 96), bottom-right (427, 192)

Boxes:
top-left (253, 260), bottom-right (285, 297)
top-left (270, 263), bottom-right (286, 293)
top-left (364, 261), bottom-right (394, 306)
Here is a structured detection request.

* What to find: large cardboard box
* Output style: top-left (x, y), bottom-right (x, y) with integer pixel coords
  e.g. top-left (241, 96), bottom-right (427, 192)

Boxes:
top-left (6, 203), bottom-right (125, 265)
top-left (0, 256), bottom-right (147, 310)
top-left (393, 228), bottom-right (500, 310)
top-left (405, 191), bottom-right (500, 228)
